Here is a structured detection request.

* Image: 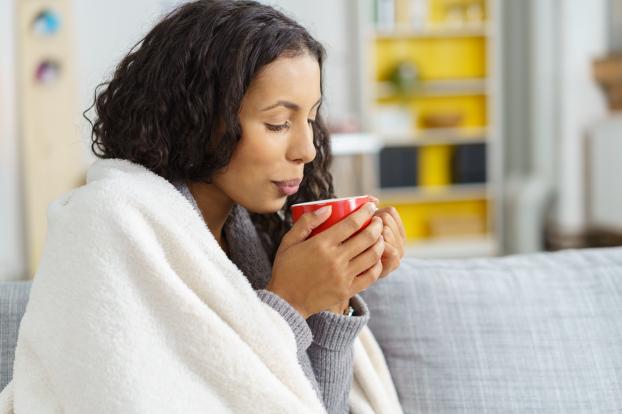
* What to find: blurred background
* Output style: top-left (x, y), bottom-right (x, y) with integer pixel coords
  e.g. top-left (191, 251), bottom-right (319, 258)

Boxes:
top-left (1, 0), bottom-right (621, 280)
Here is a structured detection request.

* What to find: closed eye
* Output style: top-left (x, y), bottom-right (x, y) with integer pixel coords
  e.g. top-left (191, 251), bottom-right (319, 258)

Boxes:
top-left (265, 122), bottom-right (290, 132)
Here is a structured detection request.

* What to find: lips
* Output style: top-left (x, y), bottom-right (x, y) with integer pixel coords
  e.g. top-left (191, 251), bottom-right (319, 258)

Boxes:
top-left (275, 178), bottom-right (302, 186)
top-left (272, 178), bottom-right (302, 196)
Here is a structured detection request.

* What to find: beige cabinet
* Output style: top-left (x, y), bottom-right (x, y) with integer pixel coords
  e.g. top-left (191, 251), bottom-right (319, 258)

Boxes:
top-left (17, 0), bottom-right (86, 277)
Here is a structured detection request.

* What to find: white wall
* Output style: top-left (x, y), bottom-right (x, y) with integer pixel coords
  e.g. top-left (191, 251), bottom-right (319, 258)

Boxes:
top-left (73, 0), bottom-right (184, 156)
top-left (554, 0), bottom-right (608, 234)
top-left (611, 0), bottom-right (622, 51)
top-left (261, 0), bottom-right (358, 124)
top-left (0, 0), bottom-right (178, 280)
top-left (5, 0), bottom-right (354, 279)
top-left (0, 0), bottom-right (25, 280)
top-left (1, 0), bottom-right (360, 279)
top-left (73, 0), bottom-right (358, 148)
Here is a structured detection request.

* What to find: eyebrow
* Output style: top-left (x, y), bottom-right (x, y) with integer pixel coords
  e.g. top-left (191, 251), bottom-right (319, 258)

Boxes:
top-left (261, 97), bottom-right (322, 112)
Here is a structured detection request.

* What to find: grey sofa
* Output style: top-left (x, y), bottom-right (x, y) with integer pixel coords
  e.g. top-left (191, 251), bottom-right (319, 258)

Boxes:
top-left (0, 282), bottom-right (30, 393)
top-left (2, 247), bottom-right (622, 413)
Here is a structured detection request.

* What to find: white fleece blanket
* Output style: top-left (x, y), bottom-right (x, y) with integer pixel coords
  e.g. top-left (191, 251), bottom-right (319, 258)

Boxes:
top-left (0, 159), bottom-right (402, 414)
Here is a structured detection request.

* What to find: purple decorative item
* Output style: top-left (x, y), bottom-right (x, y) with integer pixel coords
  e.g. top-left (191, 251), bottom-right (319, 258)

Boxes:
top-left (35, 61), bottom-right (61, 85)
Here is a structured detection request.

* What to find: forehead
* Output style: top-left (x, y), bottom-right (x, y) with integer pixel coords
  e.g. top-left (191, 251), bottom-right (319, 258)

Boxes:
top-left (244, 54), bottom-right (321, 108)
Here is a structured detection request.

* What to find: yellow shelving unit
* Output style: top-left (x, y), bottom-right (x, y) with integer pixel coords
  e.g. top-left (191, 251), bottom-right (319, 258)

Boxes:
top-left (368, 0), bottom-right (502, 258)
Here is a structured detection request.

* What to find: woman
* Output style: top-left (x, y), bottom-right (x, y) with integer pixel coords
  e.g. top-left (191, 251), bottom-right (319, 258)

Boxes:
top-left (1, 1), bottom-right (405, 412)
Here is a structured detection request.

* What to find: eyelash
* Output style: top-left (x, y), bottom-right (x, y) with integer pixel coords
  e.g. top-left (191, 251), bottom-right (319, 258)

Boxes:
top-left (265, 119), bottom-right (315, 132)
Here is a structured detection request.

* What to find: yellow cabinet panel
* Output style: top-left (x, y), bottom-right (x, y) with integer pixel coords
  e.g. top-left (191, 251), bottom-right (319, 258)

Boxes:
top-left (386, 200), bottom-right (488, 241)
top-left (418, 145), bottom-right (452, 187)
top-left (375, 37), bottom-right (487, 81)
top-left (378, 94), bottom-right (487, 128)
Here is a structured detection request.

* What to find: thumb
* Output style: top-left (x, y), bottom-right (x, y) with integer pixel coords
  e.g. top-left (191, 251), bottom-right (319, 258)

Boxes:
top-left (280, 205), bottom-right (332, 251)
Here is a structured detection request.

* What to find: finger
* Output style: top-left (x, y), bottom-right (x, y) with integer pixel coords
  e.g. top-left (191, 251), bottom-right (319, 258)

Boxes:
top-left (368, 195), bottom-right (380, 205)
top-left (381, 225), bottom-right (401, 257)
top-left (374, 210), bottom-right (403, 255)
top-left (340, 216), bottom-right (384, 259)
top-left (380, 242), bottom-right (401, 278)
top-left (349, 259), bottom-right (383, 296)
top-left (386, 206), bottom-right (406, 241)
top-left (322, 202), bottom-right (377, 243)
top-left (280, 205), bottom-right (332, 251)
top-left (348, 234), bottom-right (384, 277)
top-left (375, 209), bottom-right (400, 240)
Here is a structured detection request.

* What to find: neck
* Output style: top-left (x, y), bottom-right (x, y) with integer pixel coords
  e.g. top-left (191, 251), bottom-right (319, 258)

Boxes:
top-left (186, 180), bottom-right (233, 252)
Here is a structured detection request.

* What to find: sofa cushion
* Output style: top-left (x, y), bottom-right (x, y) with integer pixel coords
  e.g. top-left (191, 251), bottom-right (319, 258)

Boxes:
top-left (0, 282), bottom-right (31, 391)
top-left (362, 247), bottom-right (622, 413)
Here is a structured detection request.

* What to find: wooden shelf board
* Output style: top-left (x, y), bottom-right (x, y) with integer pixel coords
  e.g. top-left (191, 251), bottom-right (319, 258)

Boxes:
top-left (374, 23), bottom-right (490, 39)
top-left (379, 126), bottom-right (488, 146)
top-left (377, 78), bottom-right (489, 99)
top-left (377, 184), bottom-right (488, 203)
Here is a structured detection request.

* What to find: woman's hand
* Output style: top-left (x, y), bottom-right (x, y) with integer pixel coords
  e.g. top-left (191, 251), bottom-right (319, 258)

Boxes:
top-left (369, 196), bottom-right (406, 278)
top-left (324, 198), bottom-right (407, 314)
top-left (267, 202), bottom-right (384, 319)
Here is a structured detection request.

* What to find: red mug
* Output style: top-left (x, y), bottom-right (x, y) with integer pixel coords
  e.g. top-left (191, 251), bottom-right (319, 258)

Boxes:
top-left (291, 195), bottom-right (373, 239)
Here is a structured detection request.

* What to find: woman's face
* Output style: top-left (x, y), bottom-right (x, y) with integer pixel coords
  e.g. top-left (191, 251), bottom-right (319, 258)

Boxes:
top-left (213, 53), bottom-right (322, 214)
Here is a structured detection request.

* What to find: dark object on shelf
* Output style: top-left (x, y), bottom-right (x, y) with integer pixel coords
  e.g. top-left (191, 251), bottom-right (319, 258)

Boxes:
top-left (452, 143), bottom-right (486, 184)
top-left (584, 228), bottom-right (622, 248)
top-left (593, 54), bottom-right (622, 111)
top-left (544, 224), bottom-right (622, 251)
top-left (421, 111), bottom-right (463, 129)
top-left (379, 146), bottom-right (418, 188)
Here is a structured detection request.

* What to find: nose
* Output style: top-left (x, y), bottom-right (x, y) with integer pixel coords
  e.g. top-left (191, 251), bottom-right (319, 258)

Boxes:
top-left (287, 121), bottom-right (317, 164)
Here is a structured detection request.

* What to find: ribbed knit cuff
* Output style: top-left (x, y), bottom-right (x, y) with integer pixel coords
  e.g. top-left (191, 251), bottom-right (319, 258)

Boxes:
top-left (306, 295), bottom-right (370, 352)
top-left (256, 289), bottom-right (313, 353)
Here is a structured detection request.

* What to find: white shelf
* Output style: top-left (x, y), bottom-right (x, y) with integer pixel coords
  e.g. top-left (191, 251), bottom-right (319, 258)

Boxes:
top-left (404, 235), bottom-right (498, 259)
top-left (380, 127), bottom-right (488, 147)
top-left (330, 133), bottom-right (383, 156)
top-left (377, 78), bottom-right (489, 99)
top-left (374, 22), bottom-right (490, 39)
top-left (378, 183), bottom-right (488, 203)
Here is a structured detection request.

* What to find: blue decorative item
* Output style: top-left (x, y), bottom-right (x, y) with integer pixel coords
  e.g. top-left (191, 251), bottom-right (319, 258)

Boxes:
top-left (32, 10), bottom-right (61, 36)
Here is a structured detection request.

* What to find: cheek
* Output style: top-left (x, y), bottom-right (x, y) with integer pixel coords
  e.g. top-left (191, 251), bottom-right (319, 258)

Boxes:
top-left (224, 128), bottom-right (281, 184)
top-left (215, 125), bottom-right (291, 213)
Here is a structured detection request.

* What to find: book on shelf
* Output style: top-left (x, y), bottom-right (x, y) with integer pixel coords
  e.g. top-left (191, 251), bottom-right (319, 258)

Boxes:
top-left (379, 146), bottom-right (418, 188)
top-left (374, 0), bottom-right (430, 30)
top-left (375, 0), bottom-right (396, 31)
top-left (374, 0), bottom-right (488, 33)
top-left (452, 142), bottom-right (487, 183)
top-left (378, 141), bottom-right (488, 189)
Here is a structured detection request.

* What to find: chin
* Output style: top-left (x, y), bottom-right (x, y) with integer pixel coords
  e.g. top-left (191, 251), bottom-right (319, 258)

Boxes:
top-left (241, 196), bottom-right (287, 215)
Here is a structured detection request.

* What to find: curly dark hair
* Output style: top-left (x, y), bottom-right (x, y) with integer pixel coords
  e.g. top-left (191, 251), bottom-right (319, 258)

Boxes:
top-left (84, 0), bottom-right (335, 260)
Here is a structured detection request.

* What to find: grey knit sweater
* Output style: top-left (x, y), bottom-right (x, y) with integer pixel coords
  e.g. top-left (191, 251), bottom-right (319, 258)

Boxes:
top-left (174, 183), bottom-right (370, 414)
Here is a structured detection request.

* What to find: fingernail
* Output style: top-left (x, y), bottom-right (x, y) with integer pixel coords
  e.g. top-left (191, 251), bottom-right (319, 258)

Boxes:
top-left (313, 205), bottom-right (332, 216)
top-left (367, 202), bottom-right (377, 214)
